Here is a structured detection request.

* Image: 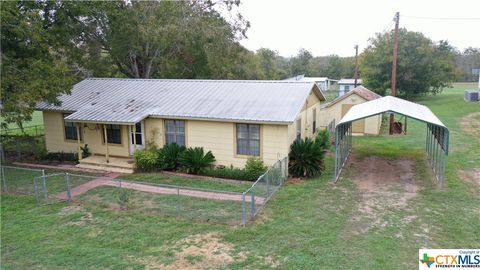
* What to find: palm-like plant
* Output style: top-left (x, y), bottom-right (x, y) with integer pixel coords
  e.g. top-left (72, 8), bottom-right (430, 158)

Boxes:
top-left (179, 147), bottom-right (216, 174)
top-left (288, 138), bottom-right (326, 178)
top-left (160, 143), bottom-right (186, 171)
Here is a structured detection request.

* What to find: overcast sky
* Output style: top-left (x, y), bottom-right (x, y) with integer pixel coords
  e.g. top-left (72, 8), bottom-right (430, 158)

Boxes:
top-left (237, 0), bottom-right (480, 57)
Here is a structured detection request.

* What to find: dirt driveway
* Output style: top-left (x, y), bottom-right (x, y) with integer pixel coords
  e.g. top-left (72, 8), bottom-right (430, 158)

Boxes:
top-left (344, 154), bottom-right (420, 235)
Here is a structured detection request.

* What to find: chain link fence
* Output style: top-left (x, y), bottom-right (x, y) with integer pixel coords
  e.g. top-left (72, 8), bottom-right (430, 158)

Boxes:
top-left (1, 166), bottom-right (45, 194)
top-left (2, 158), bottom-right (288, 226)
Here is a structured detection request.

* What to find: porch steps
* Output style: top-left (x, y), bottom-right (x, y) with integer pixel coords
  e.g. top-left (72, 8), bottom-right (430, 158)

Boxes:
top-left (76, 163), bottom-right (134, 174)
top-left (77, 156), bottom-right (135, 174)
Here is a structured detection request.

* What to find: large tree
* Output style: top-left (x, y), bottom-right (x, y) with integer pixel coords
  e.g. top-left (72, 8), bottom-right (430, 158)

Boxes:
top-left (1, 1), bottom-right (77, 129)
top-left (360, 28), bottom-right (457, 97)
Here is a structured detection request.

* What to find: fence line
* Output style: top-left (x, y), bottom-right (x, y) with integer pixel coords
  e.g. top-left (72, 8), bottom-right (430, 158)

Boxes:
top-left (1, 158), bottom-right (289, 226)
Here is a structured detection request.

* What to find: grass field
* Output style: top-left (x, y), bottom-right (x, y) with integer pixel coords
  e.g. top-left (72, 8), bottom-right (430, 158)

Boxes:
top-left (1, 83), bottom-right (479, 269)
top-left (0, 111), bottom-right (44, 135)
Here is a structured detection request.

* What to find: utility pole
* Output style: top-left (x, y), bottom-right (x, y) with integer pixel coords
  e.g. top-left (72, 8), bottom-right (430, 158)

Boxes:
top-left (389, 12), bottom-right (400, 135)
top-left (354, 45), bottom-right (359, 88)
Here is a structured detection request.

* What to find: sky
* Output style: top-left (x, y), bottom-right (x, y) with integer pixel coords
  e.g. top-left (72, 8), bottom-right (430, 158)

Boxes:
top-left (237, 0), bottom-right (480, 57)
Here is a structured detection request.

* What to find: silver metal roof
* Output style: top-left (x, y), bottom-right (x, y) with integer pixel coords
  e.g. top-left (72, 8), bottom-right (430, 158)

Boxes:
top-left (338, 96), bottom-right (446, 127)
top-left (338, 78), bottom-right (362, 85)
top-left (37, 78), bottom-right (325, 124)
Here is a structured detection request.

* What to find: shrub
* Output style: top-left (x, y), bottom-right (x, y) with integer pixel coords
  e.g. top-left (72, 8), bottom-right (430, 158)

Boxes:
top-left (314, 129), bottom-right (330, 150)
top-left (80, 144), bottom-right (91, 158)
top-left (159, 143), bottom-right (186, 171)
top-left (40, 151), bottom-right (78, 162)
top-left (179, 147), bottom-right (216, 174)
top-left (134, 149), bottom-right (159, 172)
top-left (288, 138), bottom-right (326, 178)
top-left (117, 188), bottom-right (133, 210)
top-left (244, 157), bottom-right (267, 180)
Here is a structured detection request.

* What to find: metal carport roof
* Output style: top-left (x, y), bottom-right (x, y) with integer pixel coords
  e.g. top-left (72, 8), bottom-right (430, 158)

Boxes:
top-left (334, 96), bottom-right (449, 186)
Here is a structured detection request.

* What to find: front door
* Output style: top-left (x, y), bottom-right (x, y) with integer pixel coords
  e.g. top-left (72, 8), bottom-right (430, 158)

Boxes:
top-left (129, 121), bottom-right (145, 154)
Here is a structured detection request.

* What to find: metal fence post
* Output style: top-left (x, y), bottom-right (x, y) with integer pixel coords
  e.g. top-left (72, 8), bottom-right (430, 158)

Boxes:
top-left (41, 171), bottom-right (48, 202)
top-left (242, 192), bottom-right (246, 226)
top-left (15, 140), bottom-right (21, 159)
top-left (1, 166), bottom-right (7, 192)
top-left (266, 172), bottom-right (270, 197)
top-left (65, 173), bottom-right (72, 202)
top-left (250, 188), bottom-right (255, 217)
top-left (34, 177), bottom-right (40, 204)
top-left (176, 187), bottom-right (180, 216)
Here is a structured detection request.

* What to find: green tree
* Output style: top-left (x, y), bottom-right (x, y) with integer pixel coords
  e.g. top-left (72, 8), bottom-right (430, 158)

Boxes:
top-left (256, 48), bottom-right (287, 79)
top-left (289, 48), bottom-right (313, 76)
top-left (360, 28), bottom-right (457, 97)
top-left (1, 1), bottom-right (77, 129)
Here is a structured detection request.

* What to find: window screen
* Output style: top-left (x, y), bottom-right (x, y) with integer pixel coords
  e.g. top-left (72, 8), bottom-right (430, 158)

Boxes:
top-left (236, 124), bottom-right (260, 156)
top-left (63, 114), bottom-right (81, 141)
top-left (104, 125), bottom-right (121, 144)
top-left (165, 120), bottom-right (185, 146)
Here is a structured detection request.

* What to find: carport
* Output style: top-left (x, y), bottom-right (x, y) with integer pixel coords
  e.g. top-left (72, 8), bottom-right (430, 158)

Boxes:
top-left (334, 96), bottom-right (449, 186)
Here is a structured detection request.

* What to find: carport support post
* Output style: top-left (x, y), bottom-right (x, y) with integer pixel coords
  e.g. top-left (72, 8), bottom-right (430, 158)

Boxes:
top-left (334, 128), bottom-right (338, 179)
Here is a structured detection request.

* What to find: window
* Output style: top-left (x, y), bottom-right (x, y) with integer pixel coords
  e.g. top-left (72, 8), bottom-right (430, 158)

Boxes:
top-left (63, 114), bottom-right (81, 141)
top-left (236, 124), bottom-right (260, 156)
top-left (312, 108), bottom-right (316, 134)
top-left (344, 85), bottom-right (350, 91)
top-left (296, 119), bottom-right (301, 140)
top-left (165, 120), bottom-right (185, 146)
top-left (103, 124), bottom-right (122, 144)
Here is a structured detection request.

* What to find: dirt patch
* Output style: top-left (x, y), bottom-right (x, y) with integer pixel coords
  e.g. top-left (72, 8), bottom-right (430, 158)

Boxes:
top-left (346, 154), bottom-right (420, 234)
top-left (59, 205), bottom-right (100, 226)
top-left (459, 168), bottom-right (480, 187)
top-left (460, 112), bottom-right (480, 136)
top-left (59, 205), bottom-right (83, 216)
top-left (132, 233), bottom-right (281, 269)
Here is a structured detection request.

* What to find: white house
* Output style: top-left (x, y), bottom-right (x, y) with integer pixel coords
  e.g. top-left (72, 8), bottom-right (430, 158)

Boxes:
top-left (284, 75), bottom-right (338, 91)
top-left (338, 78), bottom-right (362, 97)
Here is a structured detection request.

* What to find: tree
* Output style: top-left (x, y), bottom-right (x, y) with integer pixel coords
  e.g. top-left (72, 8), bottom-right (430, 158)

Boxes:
top-left (56, 0), bottom-right (250, 79)
top-left (289, 48), bottom-right (313, 76)
top-left (256, 48), bottom-right (287, 79)
top-left (360, 28), bottom-right (457, 97)
top-left (1, 1), bottom-right (77, 129)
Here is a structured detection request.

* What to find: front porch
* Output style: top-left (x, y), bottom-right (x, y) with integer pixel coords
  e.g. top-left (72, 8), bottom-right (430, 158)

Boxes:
top-left (77, 155), bottom-right (135, 174)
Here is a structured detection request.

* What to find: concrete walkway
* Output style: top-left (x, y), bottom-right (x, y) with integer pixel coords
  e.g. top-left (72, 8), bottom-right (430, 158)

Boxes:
top-left (56, 176), bottom-right (265, 204)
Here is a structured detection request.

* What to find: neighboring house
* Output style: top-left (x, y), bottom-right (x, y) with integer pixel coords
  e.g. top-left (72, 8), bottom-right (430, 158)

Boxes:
top-left (284, 74), bottom-right (338, 91)
top-left (36, 78), bottom-right (326, 171)
top-left (319, 86), bottom-right (382, 135)
top-left (337, 78), bottom-right (362, 97)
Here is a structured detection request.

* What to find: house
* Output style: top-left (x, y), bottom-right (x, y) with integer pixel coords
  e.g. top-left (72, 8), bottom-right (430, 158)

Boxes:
top-left (337, 78), bottom-right (362, 97)
top-left (284, 75), bottom-right (338, 91)
top-left (319, 86), bottom-right (382, 135)
top-left (36, 78), bottom-right (326, 172)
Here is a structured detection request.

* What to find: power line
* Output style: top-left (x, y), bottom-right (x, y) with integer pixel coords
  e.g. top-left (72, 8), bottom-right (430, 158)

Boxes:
top-left (402, 15), bottom-right (480, 21)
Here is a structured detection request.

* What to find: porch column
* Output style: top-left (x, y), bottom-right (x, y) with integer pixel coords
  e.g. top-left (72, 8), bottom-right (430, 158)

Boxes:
top-left (103, 124), bottom-right (110, 163)
top-left (76, 123), bottom-right (82, 160)
top-left (133, 123), bottom-right (137, 152)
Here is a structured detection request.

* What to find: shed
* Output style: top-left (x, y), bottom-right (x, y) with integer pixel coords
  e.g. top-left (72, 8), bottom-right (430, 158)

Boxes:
top-left (320, 86), bottom-right (382, 135)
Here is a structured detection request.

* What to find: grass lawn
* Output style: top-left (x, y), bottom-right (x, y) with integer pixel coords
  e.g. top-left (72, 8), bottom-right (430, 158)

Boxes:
top-left (118, 172), bottom-right (253, 193)
top-left (1, 83), bottom-right (479, 269)
top-left (0, 111), bottom-right (44, 135)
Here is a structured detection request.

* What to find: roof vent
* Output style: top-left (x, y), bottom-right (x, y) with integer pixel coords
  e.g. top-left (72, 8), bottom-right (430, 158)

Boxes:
top-left (465, 90), bottom-right (479, 102)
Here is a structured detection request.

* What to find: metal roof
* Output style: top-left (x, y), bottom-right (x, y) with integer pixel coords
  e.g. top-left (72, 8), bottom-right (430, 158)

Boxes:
top-left (37, 78), bottom-right (325, 124)
top-left (338, 78), bottom-right (362, 85)
top-left (338, 96), bottom-right (446, 127)
top-left (324, 86), bottom-right (381, 108)
top-left (284, 75), bottom-right (337, 82)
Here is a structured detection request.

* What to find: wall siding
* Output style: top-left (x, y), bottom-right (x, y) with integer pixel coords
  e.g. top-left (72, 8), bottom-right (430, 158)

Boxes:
top-left (319, 93), bottom-right (382, 135)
